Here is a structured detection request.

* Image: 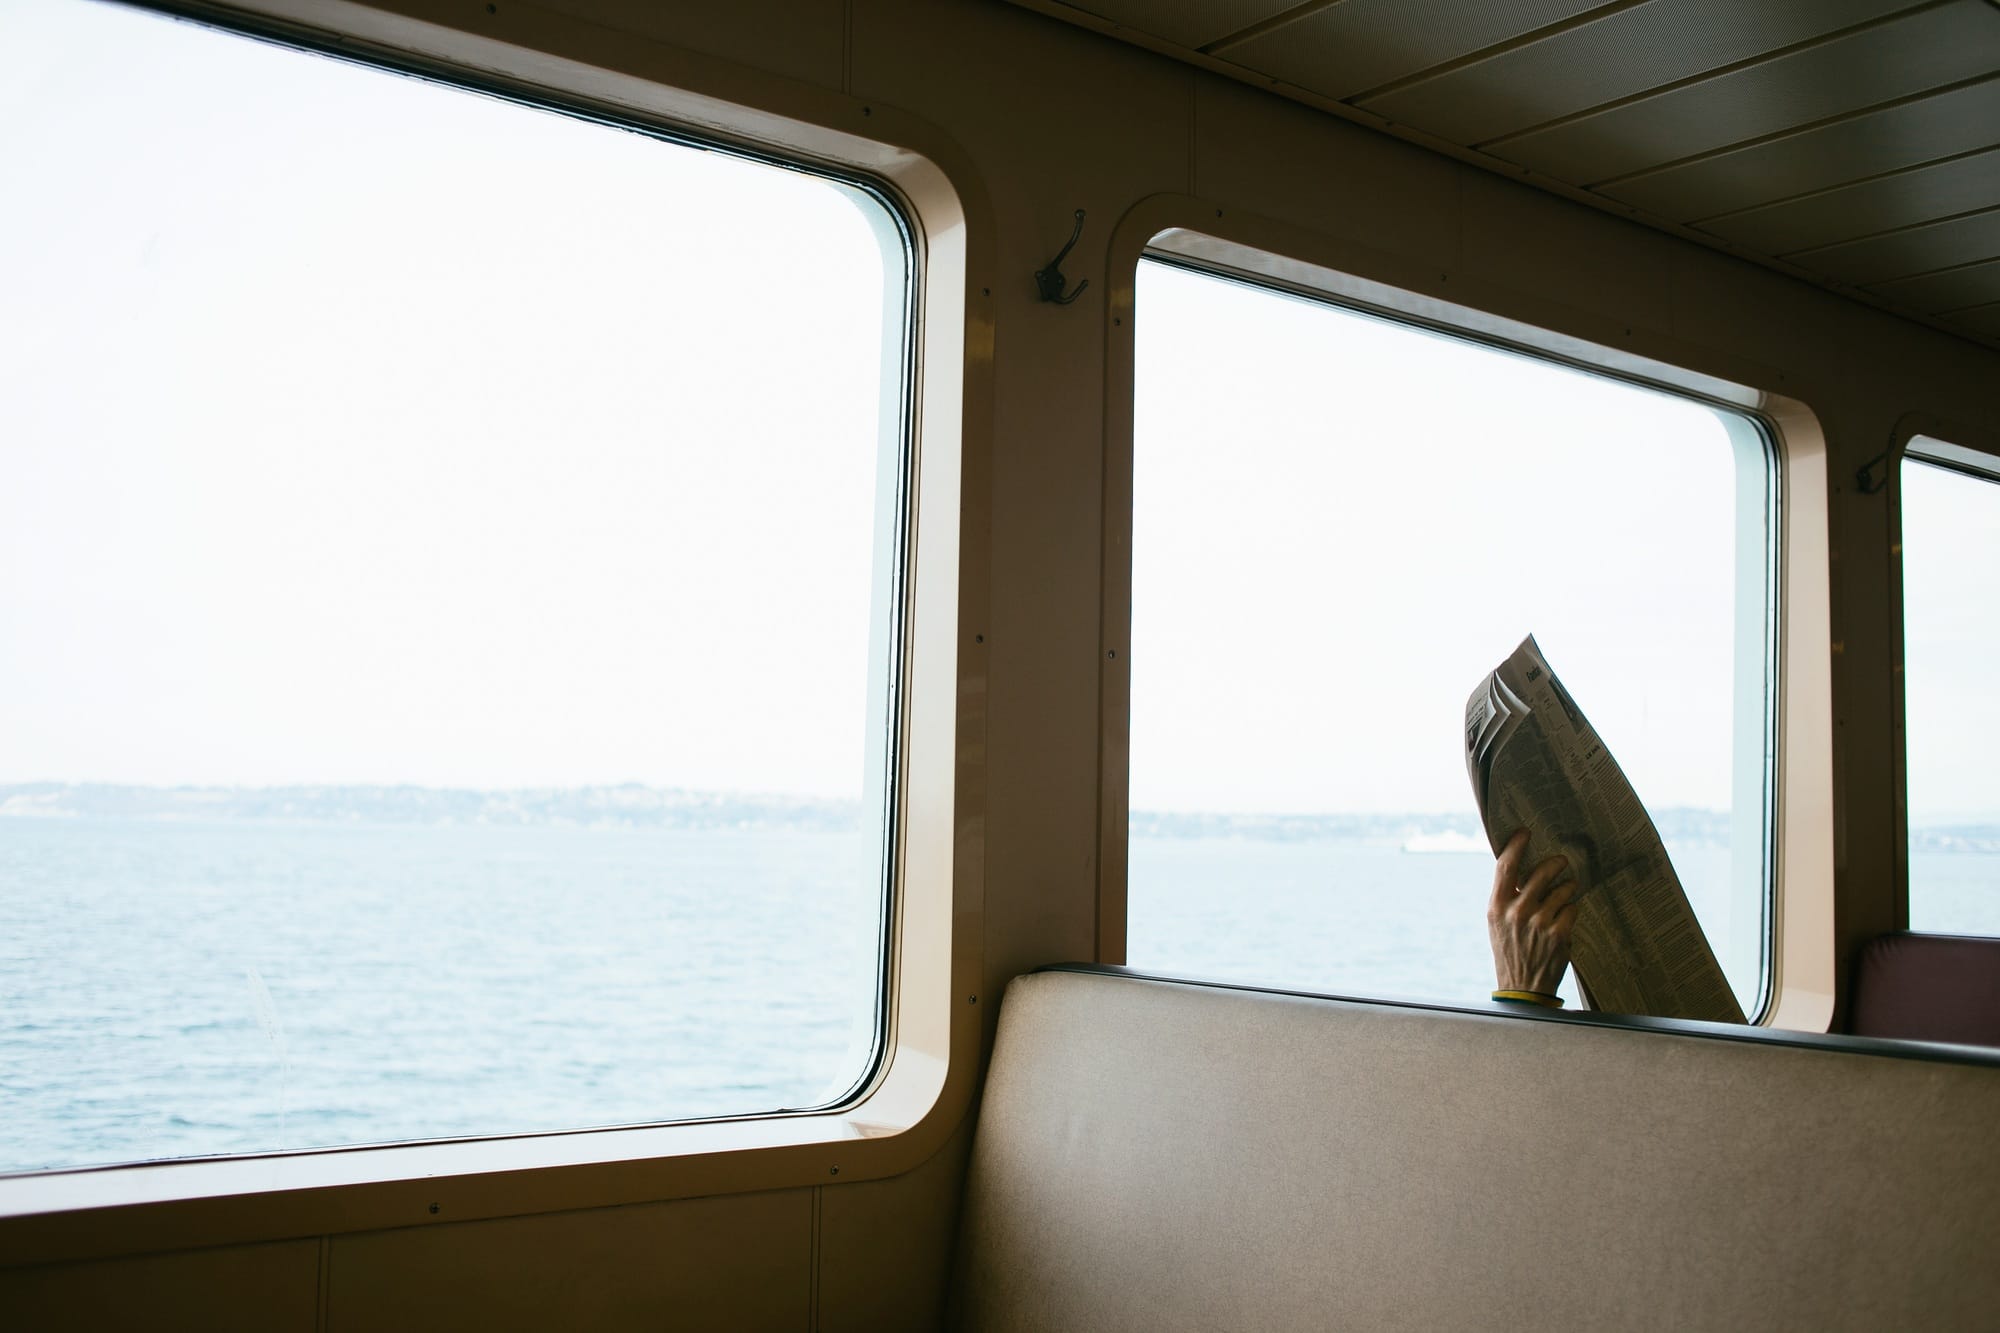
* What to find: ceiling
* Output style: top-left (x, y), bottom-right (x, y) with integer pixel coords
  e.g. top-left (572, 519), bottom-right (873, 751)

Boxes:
top-left (1005, 0), bottom-right (2000, 353)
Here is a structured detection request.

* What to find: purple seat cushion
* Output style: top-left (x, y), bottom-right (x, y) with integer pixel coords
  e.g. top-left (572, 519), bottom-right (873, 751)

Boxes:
top-left (1850, 932), bottom-right (2000, 1046)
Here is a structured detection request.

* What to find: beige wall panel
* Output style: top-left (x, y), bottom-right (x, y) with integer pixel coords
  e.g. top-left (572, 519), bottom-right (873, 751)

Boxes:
top-left (817, 1109), bottom-right (975, 1331)
top-left (1886, 330), bottom-right (2000, 423)
top-left (1219, 0), bottom-right (1610, 101)
top-left (854, 0), bottom-right (1188, 983)
top-left (853, 0), bottom-right (1187, 253)
top-left (1823, 403), bottom-right (1910, 1016)
top-left (1457, 170), bottom-right (1678, 336)
top-left (1703, 148), bottom-right (2000, 257)
top-left (1870, 257), bottom-right (2000, 315)
top-left (1494, 2), bottom-right (2000, 184)
top-left (533, 0), bottom-right (845, 93)
top-left (0, 1240), bottom-right (318, 1332)
top-left (1361, 0), bottom-right (1905, 148)
top-left (1194, 76), bottom-right (1461, 269)
top-left (1662, 248), bottom-right (1864, 397)
top-left (328, 1190), bottom-right (810, 1331)
top-left (1605, 80), bottom-right (2000, 222)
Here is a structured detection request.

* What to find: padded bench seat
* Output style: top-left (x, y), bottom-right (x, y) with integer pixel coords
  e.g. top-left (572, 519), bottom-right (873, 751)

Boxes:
top-left (1850, 931), bottom-right (2000, 1046)
top-left (952, 966), bottom-right (2000, 1331)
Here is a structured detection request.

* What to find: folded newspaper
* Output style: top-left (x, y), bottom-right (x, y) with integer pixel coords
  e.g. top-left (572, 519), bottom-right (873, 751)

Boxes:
top-left (1464, 636), bottom-right (1744, 1023)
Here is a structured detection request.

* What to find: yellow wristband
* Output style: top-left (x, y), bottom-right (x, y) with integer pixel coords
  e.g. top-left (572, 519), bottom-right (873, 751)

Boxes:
top-left (1491, 989), bottom-right (1564, 1009)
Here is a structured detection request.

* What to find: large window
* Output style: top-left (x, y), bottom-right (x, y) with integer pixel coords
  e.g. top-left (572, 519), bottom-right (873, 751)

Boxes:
top-left (0, 1), bottom-right (910, 1172)
top-left (1902, 442), bottom-right (2000, 934)
top-left (1127, 257), bottom-right (1773, 1016)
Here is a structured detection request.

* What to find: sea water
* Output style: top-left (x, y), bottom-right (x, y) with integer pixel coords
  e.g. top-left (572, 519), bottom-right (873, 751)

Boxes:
top-left (1130, 836), bottom-right (1747, 1011)
top-left (0, 817), bottom-right (882, 1172)
top-left (1, 817), bottom-right (1994, 1174)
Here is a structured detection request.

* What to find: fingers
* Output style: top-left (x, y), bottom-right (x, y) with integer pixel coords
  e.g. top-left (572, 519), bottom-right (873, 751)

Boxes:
top-left (1487, 836), bottom-right (1579, 996)
top-left (1533, 880), bottom-right (1577, 928)
top-left (1516, 852), bottom-right (1569, 910)
top-left (1489, 830), bottom-right (1529, 915)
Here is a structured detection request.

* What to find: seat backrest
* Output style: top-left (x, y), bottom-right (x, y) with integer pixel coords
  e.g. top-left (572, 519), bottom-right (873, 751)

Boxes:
top-left (953, 966), bottom-right (2000, 1332)
top-left (1849, 931), bottom-right (2000, 1045)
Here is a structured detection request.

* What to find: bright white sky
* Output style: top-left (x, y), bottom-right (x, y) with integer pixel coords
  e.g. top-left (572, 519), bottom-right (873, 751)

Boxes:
top-left (1, 0), bottom-right (896, 797)
top-left (1901, 454), bottom-right (2000, 825)
top-left (1131, 261), bottom-right (1754, 815)
top-left (3, 1), bottom-right (1990, 823)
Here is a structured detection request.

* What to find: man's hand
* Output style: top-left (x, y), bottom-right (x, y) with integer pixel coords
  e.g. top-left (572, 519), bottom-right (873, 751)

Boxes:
top-left (1487, 829), bottom-right (1577, 995)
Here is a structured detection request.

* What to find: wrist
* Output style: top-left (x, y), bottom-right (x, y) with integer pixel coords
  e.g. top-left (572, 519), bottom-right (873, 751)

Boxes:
top-left (1491, 988), bottom-right (1564, 1008)
top-left (1496, 965), bottom-right (1567, 994)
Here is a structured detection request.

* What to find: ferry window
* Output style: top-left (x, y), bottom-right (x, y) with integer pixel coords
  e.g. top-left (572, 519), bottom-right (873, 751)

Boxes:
top-left (0, 1), bottom-right (910, 1172)
top-left (1126, 258), bottom-right (1773, 1016)
top-left (1901, 444), bottom-right (2000, 935)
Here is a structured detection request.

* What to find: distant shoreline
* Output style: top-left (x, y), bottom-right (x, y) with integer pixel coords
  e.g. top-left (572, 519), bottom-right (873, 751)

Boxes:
top-left (0, 782), bottom-right (863, 833)
top-left (4, 783), bottom-right (1996, 851)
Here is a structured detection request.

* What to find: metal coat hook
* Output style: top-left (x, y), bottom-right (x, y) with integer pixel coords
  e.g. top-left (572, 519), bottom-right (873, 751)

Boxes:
top-left (1035, 208), bottom-right (1089, 305)
top-left (1856, 450), bottom-right (1891, 495)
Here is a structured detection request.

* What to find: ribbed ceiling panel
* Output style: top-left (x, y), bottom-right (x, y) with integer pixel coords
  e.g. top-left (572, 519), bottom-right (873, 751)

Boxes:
top-left (1493, 5), bottom-right (1996, 185)
top-left (1058, 0), bottom-right (1299, 49)
top-left (1871, 257), bottom-right (2000, 313)
top-left (1359, 0), bottom-right (1909, 148)
top-left (1006, 0), bottom-right (2000, 351)
top-left (1802, 208), bottom-right (2000, 285)
top-left (1217, 0), bottom-right (1613, 101)
top-left (1948, 303), bottom-right (2000, 335)
top-left (1702, 149), bottom-right (2000, 255)
top-left (1602, 78), bottom-right (2000, 221)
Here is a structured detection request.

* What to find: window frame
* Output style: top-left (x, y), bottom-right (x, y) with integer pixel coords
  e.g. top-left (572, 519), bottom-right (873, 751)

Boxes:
top-left (1097, 196), bottom-right (1834, 1034)
top-left (1890, 415), bottom-right (2000, 933)
top-left (0, 0), bottom-right (991, 1266)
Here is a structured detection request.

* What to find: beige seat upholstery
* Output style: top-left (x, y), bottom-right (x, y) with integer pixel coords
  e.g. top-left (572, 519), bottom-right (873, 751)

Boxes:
top-left (952, 967), bottom-right (2000, 1331)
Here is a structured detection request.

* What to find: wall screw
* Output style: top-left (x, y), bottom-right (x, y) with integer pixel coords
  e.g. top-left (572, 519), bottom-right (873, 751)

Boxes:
top-left (829, 1165), bottom-right (840, 1176)
top-left (429, 1202), bottom-right (440, 1214)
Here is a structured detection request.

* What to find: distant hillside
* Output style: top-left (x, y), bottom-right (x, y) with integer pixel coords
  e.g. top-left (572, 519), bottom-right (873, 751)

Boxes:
top-left (6, 784), bottom-right (1994, 849)
top-left (1128, 806), bottom-right (1742, 845)
top-left (0, 783), bottom-right (864, 831)
top-left (1127, 807), bottom-right (2000, 850)
top-left (1910, 825), bottom-right (2000, 854)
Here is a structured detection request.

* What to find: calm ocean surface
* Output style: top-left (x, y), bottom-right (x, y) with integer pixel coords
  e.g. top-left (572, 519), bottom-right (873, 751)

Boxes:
top-left (2, 817), bottom-right (1995, 1173)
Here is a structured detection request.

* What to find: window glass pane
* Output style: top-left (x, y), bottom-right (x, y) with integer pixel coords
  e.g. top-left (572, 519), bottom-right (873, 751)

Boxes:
top-left (1128, 258), bottom-right (1771, 1015)
top-left (1902, 449), bottom-right (2000, 934)
top-left (0, 0), bottom-right (907, 1171)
